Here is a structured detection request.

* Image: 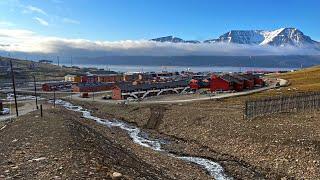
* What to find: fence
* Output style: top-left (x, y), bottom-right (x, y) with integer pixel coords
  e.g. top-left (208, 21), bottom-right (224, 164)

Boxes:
top-left (244, 92), bottom-right (320, 119)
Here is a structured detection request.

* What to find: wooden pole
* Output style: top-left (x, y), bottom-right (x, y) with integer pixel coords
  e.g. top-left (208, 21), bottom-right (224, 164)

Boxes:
top-left (40, 104), bottom-right (43, 118)
top-left (53, 88), bottom-right (56, 107)
top-left (33, 76), bottom-right (38, 109)
top-left (10, 60), bottom-right (18, 117)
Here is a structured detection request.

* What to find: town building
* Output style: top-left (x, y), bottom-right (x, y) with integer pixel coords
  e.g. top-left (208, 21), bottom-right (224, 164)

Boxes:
top-left (210, 74), bottom-right (244, 92)
top-left (189, 79), bottom-right (199, 90)
top-left (64, 74), bottom-right (81, 83)
top-left (72, 82), bottom-right (114, 92)
top-left (98, 74), bottom-right (123, 82)
top-left (232, 74), bottom-right (255, 89)
top-left (112, 80), bottom-right (189, 100)
top-left (42, 82), bottom-right (72, 91)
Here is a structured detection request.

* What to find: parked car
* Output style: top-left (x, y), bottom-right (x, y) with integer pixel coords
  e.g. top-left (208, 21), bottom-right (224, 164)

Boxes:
top-left (0, 108), bottom-right (10, 115)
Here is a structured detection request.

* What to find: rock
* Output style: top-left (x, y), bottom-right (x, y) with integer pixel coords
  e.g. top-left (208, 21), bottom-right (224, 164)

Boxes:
top-left (111, 172), bottom-right (122, 179)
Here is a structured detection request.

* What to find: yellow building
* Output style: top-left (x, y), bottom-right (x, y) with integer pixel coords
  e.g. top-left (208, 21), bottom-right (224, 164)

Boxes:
top-left (65, 74), bottom-right (81, 83)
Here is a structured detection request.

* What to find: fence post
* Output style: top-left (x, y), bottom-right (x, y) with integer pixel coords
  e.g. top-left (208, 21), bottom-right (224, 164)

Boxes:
top-left (40, 104), bottom-right (43, 118)
top-left (243, 92), bottom-right (320, 120)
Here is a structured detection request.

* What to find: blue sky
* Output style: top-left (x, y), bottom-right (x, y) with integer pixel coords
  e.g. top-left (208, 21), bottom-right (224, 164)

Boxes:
top-left (1, 0), bottom-right (319, 41)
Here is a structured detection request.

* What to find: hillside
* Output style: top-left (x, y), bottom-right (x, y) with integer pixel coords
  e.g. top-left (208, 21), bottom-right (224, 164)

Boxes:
top-left (241, 65), bottom-right (320, 99)
top-left (0, 57), bottom-right (116, 82)
top-left (276, 65), bottom-right (320, 91)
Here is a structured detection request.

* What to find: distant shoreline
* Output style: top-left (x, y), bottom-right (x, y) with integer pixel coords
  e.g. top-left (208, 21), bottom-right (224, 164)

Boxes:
top-left (58, 63), bottom-right (298, 73)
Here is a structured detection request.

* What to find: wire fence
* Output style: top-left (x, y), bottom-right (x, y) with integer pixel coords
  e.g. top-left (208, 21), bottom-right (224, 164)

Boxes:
top-left (244, 92), bottom-right (320, 120)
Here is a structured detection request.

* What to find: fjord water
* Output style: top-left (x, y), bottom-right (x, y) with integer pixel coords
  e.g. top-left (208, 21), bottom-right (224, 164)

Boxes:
top-left (60, 64), bottom-right (296, 73)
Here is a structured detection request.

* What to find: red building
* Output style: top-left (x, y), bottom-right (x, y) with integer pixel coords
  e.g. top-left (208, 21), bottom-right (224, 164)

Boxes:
top-left (242, 73), bottom-right (264, 87)
top-left (87, 75), bottom-right (98, 83)
top-left (233, 74), bottom-right (255, 89)
top-left (189, 79), bottom-right (199, 90)
top-left (253, 76), bottom-right (264, 86)
top-left (81, 76), bottom-right (88, 83)
top-left (42, 82), bottom-right (72, 91)
top-left (210, 74), bottom-right (244, 92)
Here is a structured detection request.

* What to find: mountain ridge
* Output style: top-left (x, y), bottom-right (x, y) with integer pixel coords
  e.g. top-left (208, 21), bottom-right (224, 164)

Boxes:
top-left (151, 28), bottom-right (320, 48)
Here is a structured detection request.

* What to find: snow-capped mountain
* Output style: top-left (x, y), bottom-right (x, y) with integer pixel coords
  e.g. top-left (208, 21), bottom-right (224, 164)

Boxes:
top-left (152, 28), bottom-right (320, 48)
top-left (150, 36), bottom-right (200, 43)
top-left (205, 28), bottom-right (319, 47)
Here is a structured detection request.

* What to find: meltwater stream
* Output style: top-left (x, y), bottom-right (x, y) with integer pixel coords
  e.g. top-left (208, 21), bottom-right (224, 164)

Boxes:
top-left (52, 99), bottom-right (231, 180)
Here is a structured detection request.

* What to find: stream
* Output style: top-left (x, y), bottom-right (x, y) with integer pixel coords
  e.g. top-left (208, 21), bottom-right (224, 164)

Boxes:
top-left (52, 99), bottom-right (231, 180)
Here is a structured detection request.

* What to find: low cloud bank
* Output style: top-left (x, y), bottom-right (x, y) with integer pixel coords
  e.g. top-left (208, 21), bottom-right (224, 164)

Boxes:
top-left (0, 28), bottom-right (319, 57)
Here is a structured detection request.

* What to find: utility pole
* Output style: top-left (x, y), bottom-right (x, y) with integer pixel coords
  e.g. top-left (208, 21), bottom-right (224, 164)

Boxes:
top-left (10, 60), bottom-right (19, 117)
top-left (33, 76), bottom-right (38, 109)
top-left (71, 56), bottom-right (73, 67)
top-left (53, 88), bottom-right (56, 108)
top-left (57, 56), bottom-right (60, 67)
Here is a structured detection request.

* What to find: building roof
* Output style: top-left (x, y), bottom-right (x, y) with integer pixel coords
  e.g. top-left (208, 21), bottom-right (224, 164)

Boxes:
top-left (240, 73), bottom-right (259, 80)
top-left (232, 74), bottom-right (250, 81)
top-left (220, 74), bottom-right (243, 84)
top-left (75, 82), bottom-right (115, 88)
top-left (97, 74), bottom-right (120, 77)
top-left (65, 74), bottom-right (77, 77)
top-left (43, 82), bottom-right (72, 86)
top-left (115, 80), bottom-right (189, 92)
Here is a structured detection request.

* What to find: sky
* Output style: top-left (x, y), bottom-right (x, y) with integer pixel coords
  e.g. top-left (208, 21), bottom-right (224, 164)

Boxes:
top-left (0, 0), bottom-right (319, 57)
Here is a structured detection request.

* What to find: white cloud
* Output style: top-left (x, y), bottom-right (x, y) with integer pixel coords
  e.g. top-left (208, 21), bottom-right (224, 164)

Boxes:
top-left (24, 5), bottom-right (47, 16)
top-left (0, 28), bottom-right (319, 57)
top-left (62, 18), bottom-right (80, 25)
top-left (0, 21), bottom-right (15, 27)
top-left (33, 17), bottom-right (49, 26)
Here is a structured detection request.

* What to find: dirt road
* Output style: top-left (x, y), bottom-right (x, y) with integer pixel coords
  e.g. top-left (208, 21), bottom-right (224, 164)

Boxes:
top-left (0, 102), bottom-right (38, 122)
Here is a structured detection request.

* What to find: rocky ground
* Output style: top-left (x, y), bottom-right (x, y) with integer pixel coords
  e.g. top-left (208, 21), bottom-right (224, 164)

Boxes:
top-left (71, 97), bottom-right (320, 179)
top-left (0, 104), bottom-right (213, 180)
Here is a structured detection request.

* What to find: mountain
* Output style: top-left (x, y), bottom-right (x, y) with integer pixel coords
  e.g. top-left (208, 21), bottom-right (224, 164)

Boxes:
top-left (205, 28), bottom-right (320, 47)
top-left (150, 36), bottom-right (200, 43)
top-left (152, 28), bottom-right (320, 47)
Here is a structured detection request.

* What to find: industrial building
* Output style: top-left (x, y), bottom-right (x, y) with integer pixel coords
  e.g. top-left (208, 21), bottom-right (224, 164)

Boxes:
top-left (112, 80), bottom-right (189, 100)
top-left (72, 82), bottom-right (114, 92)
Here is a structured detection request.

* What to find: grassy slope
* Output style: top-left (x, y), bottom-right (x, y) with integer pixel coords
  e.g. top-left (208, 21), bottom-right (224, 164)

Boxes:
top-left (244, 65), bottom-right (320, 99)
top-left (276, 65), bottom-right (320, 91)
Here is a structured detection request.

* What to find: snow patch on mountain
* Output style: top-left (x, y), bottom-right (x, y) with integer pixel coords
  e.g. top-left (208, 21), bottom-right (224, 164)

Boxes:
top-left (260, 28), bottom-right (285, 45)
